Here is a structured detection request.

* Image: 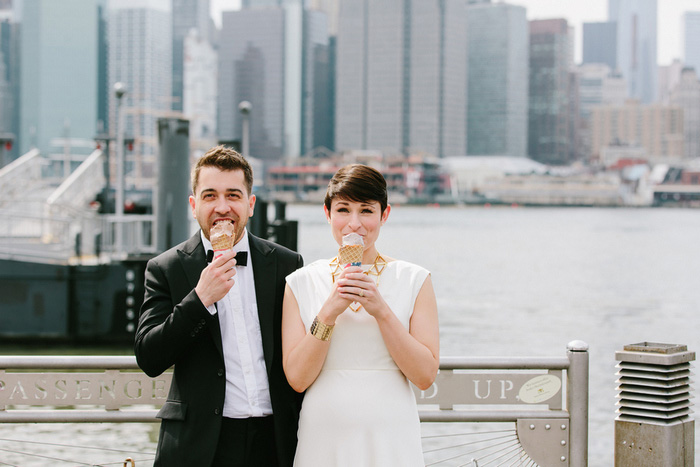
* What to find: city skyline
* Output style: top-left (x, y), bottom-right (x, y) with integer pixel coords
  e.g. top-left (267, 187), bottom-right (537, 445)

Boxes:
top-left (211, 0), bottom-right (699, 65)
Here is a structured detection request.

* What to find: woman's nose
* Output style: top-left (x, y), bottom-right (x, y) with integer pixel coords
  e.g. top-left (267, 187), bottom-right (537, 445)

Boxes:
top-left (348, 212), bottom-right (361, 228)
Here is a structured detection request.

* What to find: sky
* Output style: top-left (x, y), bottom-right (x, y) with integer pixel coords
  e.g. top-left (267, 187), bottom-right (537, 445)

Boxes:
top-left (210, 0), bottom-right (700, 66)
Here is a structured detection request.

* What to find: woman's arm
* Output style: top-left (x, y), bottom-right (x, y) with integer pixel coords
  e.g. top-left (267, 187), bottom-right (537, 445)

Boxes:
top-left (282, 282), bottom-right (350, 392)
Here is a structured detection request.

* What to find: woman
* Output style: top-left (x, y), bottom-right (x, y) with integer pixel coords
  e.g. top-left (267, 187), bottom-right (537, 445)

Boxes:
top-left (282, 164), bottom-right (439, 466)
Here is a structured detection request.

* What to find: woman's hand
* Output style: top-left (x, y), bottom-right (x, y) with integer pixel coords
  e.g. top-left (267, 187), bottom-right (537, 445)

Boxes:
top-left (336, 267), bottom-right (389, 318)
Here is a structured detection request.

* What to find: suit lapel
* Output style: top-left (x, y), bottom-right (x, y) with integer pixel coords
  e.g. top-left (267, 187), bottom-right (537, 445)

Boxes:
top-left (178, 232), bottom-right (224, 358)
top-left (249, 233), bottom-right (276, 373)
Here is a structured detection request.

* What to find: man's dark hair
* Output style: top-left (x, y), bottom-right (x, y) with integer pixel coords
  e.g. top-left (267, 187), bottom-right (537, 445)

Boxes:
top-left (191, 145), bottom-right (254, 195)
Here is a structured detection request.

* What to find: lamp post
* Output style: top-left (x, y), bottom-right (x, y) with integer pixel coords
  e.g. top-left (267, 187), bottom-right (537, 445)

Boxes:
top-left (114, 82), bottom-right (127, 256)
top-left (238, 100), bottom-right (251, 159)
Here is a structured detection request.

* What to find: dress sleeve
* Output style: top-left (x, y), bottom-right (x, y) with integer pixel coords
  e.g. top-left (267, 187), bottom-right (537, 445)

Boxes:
top-left (407, 264), bottom-right (430, 319)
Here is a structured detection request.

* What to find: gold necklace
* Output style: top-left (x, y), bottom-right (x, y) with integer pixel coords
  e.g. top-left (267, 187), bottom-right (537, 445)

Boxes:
top-left (330, 253), bottom-right (387, 312)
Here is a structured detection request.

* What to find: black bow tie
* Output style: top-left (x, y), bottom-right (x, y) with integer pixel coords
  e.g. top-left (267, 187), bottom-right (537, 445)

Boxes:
top-left (206, 250), bottom-right (248, 266)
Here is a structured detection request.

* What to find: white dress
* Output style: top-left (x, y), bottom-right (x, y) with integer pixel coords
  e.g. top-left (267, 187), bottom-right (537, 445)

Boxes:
top-left (286, 258), bottom-right (429, 467)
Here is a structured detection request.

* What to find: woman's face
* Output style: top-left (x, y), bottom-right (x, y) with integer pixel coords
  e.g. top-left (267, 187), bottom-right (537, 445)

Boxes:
top-left (324, 198), bottom-right (390, 256)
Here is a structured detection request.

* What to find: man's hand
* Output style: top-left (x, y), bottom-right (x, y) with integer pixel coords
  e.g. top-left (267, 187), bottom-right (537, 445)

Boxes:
top-left (195, 249), bottom-right (238, 307)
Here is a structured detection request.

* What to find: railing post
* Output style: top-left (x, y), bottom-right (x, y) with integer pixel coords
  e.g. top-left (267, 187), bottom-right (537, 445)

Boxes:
top-left (567, 340), bottom-right (589, 467)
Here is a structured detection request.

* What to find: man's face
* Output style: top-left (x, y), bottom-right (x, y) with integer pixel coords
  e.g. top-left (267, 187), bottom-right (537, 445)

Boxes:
top-left (189, 166), bottom-right (256, 246)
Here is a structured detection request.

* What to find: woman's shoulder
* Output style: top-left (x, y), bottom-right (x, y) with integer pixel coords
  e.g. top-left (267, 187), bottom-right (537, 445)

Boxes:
top-left (385, 258), bottom-right (430, 282)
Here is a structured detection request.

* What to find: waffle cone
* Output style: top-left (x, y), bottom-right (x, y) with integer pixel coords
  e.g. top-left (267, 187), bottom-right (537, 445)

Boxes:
top-left (339, 244), bottom-right (363, 265)
top-left (211, 221), bottom-right (235, 252)
top-left (211, 234), bottom-right (234, 251)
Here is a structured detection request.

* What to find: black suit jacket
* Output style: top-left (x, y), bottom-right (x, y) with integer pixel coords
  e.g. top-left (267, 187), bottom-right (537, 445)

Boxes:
top-left (135, 231), bottom-right (304, 467)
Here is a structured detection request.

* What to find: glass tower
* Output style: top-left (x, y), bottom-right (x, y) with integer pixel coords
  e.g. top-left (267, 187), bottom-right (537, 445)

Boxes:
top-left (467, 2), bottom-right (528, 157)
top-left (609, 0), bottom-right (657, 103)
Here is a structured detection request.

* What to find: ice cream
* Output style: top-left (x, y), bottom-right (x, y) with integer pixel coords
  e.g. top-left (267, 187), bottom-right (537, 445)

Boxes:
top-left (338, 233), bottom-right (363, 266)
top-left (210, 220), bottom-right (235, 258)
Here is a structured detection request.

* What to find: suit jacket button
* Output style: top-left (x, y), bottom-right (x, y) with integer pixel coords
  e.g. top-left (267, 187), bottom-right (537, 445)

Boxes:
top-left (214, 408), bottom-right (220, 415)
top-left (218, 369), bottom-right (224, 377)
top-left (190, 331), bottom-right (196, 337)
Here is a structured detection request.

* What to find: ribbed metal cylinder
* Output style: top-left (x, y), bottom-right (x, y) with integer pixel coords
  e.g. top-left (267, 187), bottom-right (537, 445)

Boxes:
top-left (614, 342), bottom-right (695, 466)
top-left (616, 342), bottom-right (694, 424)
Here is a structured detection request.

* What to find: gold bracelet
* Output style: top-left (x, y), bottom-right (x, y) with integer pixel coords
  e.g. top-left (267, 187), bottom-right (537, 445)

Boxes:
top-left (310, 316), bottom-right (334, 341)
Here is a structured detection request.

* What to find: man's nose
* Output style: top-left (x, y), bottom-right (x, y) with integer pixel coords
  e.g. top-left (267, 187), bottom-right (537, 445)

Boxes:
top-left (214, 196), bottom-right (229, 213)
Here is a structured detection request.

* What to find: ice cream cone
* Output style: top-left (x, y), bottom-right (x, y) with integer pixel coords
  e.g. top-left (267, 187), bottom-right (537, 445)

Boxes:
top-left (339, 233), bottom-right (364, 266)
top-left (210, 220), bottom-right (235, 257)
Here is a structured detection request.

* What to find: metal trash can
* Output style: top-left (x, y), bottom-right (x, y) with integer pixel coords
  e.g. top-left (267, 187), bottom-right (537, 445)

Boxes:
top-left (615, 342), bottom-right (695, 466)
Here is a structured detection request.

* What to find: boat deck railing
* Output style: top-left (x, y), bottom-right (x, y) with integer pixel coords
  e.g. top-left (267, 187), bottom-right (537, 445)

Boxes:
top-left (0, 342), bottom-right (588, 466)
top-left (0, 148), bottom-right (158, 263)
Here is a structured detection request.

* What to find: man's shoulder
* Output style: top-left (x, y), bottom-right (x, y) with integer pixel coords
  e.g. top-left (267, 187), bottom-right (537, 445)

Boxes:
top-left (250, 234), bottom-right (299, 257)
top-left (148, 234), bottom-right (201, 266)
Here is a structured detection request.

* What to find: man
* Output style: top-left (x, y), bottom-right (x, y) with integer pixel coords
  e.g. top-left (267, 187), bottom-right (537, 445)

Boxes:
top-left (135, 145), bottom-right (304, 466)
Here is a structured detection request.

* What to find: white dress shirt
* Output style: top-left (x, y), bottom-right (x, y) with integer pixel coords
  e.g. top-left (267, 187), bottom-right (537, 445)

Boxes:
top-left (201, 229), bottom-right (273, 418)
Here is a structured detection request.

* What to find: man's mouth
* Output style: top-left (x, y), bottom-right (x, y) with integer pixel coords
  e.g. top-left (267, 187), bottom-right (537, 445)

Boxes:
top-left (213, 218), bottom-right (233, 226)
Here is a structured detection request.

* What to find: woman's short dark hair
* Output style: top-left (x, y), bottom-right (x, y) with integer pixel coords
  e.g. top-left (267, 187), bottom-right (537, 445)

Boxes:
top-left (324, 164), bottom-right (388, 213)
top-left (191, 145), bottom-right (253, 195)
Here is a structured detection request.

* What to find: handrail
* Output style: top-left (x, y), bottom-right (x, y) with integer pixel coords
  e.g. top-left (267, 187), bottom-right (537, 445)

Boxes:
top-left (0, 343), bottom-right (589, 466)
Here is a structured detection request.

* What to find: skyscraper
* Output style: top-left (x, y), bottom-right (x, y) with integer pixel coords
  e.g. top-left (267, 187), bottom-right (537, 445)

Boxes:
top-left (576, 63), bottom-right (627, 160)
top-left (671, 67), bottom-right (700, 158)
top-left (109, 0), bottom-right (171, 188)
top-left (218, 8), bottom-right (285, 160)
top-left (171, 0), bottom-right (210, 113)
top-left (582, 22), bottom-right (617, 70)
top-left (467, 1), bottom-right (528, 158)
top-left (683, 12), bottom-right (700, 75)
top-left (335, 0), bottom-right (468, 158)
top-left (0, 7), bottom-right (19, 161)
top-left (183, 28), bottom-right (217, 151)
top-left (528, 19), bottom-right (574, 165)
top-left (19, 0), bottom-right (107, 155)
top-left (609, 0), bottom-right (657, 103)
top-left (218, 4), bottom-right (331, 160)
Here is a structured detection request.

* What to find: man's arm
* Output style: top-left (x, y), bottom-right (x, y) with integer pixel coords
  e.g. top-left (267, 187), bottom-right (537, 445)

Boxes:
top-left (134, 256), bottom-right (216, 377)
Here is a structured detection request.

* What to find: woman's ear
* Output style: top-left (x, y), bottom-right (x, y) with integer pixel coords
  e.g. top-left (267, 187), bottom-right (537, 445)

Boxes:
top-left (323, 204), bottom-right (331, 224)
top-left (381, 204), bottom-right (391, 225)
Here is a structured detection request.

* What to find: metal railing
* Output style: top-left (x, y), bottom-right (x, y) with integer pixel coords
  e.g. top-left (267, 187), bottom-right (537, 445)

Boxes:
top-left (0, 342), bottom-right (588, 466)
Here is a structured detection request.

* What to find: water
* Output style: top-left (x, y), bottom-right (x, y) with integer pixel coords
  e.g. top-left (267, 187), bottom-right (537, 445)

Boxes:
top-left (1, 205), bottom-right (699, 466)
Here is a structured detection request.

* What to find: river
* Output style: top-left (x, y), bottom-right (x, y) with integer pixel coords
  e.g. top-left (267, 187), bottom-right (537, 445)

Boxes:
top-left (1, 205), bottom-right (699, 466)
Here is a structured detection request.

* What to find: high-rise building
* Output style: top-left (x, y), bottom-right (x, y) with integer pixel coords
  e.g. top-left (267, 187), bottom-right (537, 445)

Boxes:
top-left (591, 100), bottom-right (684, 161)
top-left (219, 8), bottom-right (285, 160)
top-left (683, 12), bottom-right (700, 74)
top-left (218, 5), bottom-right (331, 160)
top-left (172, 0), bottom-right (210, 113)
top-left (528, 19), bottom-right (575, 165)
top-left (658, 59), bottom-right (684, 104)
top-left (242, 0), bottom-right (282, 7)
top-left (467, 1), bottom-right (528, 158)
top-left (183, 28), bottom-right (217, 152)
top-left (582, 21), bottom-right (617, 70)
top-left (109, 0), bottom-right (172, 189)
top-left (19, 0), bottom-right (107, 156)
top-left (576, 63), bottom-right (627, 160)
top-left (0, 6), bottom-right (19, 162)
top-left (335, 0), bottom-right (468, 158)
top-left (609, 0), bottom-right (657, 103)
top-left (671, 67), bottom-right (700, 158)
